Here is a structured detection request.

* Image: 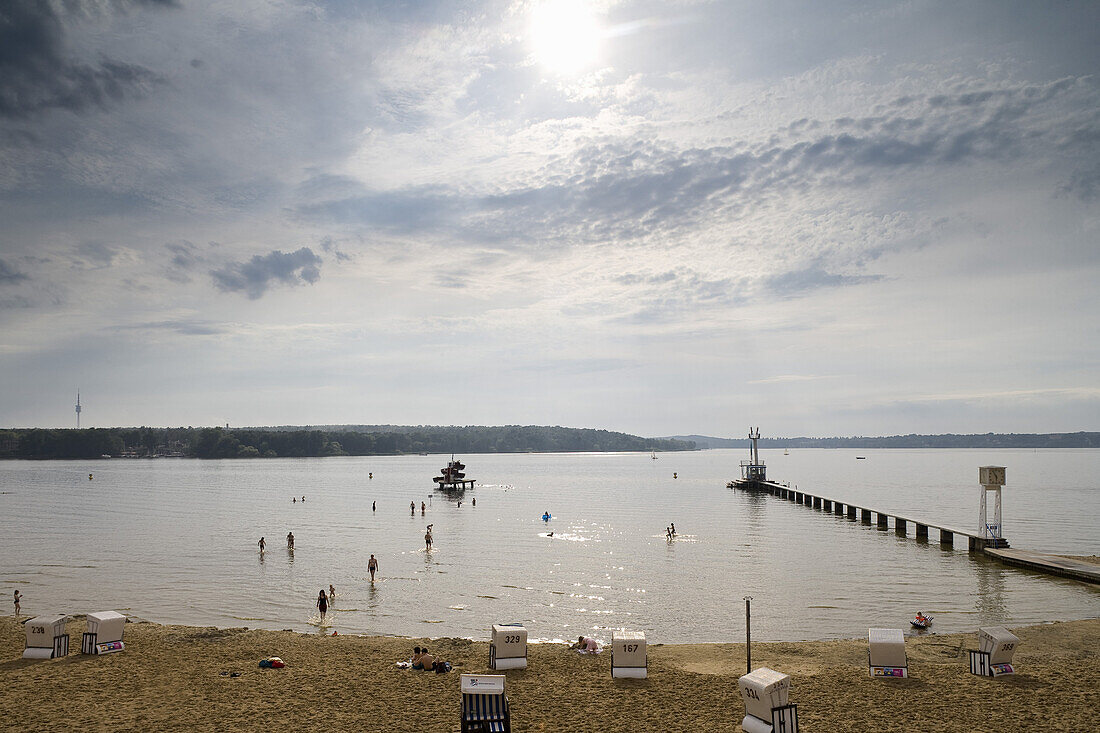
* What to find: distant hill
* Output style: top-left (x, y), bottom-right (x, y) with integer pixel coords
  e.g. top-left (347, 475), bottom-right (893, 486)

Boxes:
top-left (664, 432), bottom-right (1100, 449)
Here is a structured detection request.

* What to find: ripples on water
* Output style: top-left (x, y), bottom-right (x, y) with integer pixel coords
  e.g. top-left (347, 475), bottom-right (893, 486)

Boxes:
top-left (0, 449), bottom-right (1097, 642)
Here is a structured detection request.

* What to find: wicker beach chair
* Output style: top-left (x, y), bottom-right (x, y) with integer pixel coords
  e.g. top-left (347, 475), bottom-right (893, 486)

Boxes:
top-left (460, 674), bottom-right (511, 733)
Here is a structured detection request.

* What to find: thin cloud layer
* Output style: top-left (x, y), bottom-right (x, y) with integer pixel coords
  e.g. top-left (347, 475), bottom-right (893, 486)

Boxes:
top-left (0, 0), bottom-right (1096, 434)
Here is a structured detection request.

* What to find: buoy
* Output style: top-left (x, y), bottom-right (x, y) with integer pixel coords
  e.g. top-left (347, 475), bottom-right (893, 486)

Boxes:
top-left (89, 474), bottom-right (93, 480)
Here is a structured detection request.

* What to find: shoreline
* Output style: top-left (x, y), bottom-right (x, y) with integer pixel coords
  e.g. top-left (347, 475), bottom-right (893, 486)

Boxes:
top-left (4, 616), bottom-right (1098, 731)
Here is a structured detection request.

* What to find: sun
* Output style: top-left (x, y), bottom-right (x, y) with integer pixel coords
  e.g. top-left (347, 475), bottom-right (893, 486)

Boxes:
top-left (530, 0), bottom-right (603, 75)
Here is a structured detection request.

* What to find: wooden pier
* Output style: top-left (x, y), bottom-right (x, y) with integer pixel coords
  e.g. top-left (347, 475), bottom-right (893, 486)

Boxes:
top-left (733, 480), bottom-right (1099, 584)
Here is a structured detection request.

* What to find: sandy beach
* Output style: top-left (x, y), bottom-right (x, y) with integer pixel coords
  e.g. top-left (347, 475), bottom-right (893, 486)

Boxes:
top-left (2, 616), bottom-right (1097, 732)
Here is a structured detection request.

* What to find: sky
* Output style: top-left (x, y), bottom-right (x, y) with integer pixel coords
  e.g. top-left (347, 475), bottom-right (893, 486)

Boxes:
top-left (0, 0), bottom-right (1098, 438)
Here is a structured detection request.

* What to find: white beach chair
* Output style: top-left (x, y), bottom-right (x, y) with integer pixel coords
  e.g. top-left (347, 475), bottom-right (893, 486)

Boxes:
top-left (460, 674), bottom-right (511, 733)
top-left (489, 624), bottom-right (527, 670)
top-left (82, 611), bottom-right (127, 654)
top-left (868, 628), bottom-right (908, 678)
top-left (23, 615), bottom-right (69, 659)
top-left (610, 630), bottom-right (647, 678)
top-left (738, 667), bottom-right (799, 733)
top-left (968, 626), bottom-right (1019, 677)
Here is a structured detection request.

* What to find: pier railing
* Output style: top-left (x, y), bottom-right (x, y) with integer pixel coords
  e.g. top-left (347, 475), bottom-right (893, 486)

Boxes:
top-left (732, 479), bottom-right (998, 550)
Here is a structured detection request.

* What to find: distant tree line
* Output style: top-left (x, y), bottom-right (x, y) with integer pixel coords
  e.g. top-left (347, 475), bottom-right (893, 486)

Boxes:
top-left (0, 425), bottom-right (696, 460)
top-left (679, 432), bottom-right (1100, 449)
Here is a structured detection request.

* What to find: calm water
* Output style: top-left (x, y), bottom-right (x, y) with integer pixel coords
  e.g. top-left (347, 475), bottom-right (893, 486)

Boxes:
top-left (1, 449), bottom-right (1097, 643)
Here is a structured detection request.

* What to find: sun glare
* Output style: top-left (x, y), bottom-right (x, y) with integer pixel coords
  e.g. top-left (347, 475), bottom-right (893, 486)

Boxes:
top-left (530, 0), bottom-right (602, 75)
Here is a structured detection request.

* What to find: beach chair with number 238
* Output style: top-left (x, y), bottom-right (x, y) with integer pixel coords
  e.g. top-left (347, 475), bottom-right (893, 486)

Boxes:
top-left (460, 674), bottom-right (511, 733)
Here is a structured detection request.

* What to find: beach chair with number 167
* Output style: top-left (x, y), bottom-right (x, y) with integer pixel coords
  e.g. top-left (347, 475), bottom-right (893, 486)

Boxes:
top-left (459, 674), bottom-right (511, 733)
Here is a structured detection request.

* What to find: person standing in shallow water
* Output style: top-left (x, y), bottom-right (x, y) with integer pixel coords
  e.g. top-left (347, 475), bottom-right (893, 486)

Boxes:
top-left (317, 590), bottom-right (328, 624)
top-left (368, 554), bottom-right (378, 582)
top-left (424, 527), bottom-right (433, 551)
top-left (258, 537), bottom-right (265, 553)
top-left (13, 589), bottom-right (21, 617)
top-left (287, 532), bottom-right (294, 549)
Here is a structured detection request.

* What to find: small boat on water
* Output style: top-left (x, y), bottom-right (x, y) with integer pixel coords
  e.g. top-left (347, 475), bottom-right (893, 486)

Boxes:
top-left (856, 456), bottom-right (866, 460)
top-left (651, 452), bottom-right (658, 459)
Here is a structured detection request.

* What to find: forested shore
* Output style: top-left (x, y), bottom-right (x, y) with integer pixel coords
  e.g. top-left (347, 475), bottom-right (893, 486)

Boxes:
top-left (0, 425), bottom-right (694, 460)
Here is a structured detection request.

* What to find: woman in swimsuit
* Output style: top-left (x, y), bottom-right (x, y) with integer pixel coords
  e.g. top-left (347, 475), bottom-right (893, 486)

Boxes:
top-left (317, 590), bottom-right (328, 623)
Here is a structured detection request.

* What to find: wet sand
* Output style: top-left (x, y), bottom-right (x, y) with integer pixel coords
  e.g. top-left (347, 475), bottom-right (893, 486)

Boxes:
top-left (2, 616), bottom-right (1097, 731)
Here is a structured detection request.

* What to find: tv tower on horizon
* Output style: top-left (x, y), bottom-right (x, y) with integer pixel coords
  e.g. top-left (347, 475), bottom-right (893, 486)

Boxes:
top-left (75, 391), bottom-right (82, 428)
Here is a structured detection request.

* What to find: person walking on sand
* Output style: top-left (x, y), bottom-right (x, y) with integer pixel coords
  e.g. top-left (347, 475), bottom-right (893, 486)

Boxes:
top-left (258, 537), bottom-right (266, 553)
top-left (368, 554), bottom-right (378, 582)
top-left (13, 589), bottom-right (21, 617)
top-left (287, 532), bottom-right (295, 549)
top-left (317, 589), bottom-right (328, 623)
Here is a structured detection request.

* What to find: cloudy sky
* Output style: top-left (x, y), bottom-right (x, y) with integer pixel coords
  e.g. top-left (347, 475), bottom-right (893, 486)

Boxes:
top-left (1, 0), bottom-right (1097, 437)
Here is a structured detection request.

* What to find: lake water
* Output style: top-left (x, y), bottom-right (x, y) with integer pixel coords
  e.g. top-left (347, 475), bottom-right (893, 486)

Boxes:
top-left (1, 449), bottom-right (1097, 643)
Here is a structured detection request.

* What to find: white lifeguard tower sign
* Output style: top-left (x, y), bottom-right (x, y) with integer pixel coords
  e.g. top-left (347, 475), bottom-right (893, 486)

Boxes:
top-left (978, 466), bottom-right (1007, 547)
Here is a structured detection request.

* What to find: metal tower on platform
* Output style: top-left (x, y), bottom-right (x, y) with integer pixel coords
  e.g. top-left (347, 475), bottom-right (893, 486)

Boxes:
top-left (75, 391), bottom-right (82, 428)
top-left (739, 427), bottom-right (766, 483)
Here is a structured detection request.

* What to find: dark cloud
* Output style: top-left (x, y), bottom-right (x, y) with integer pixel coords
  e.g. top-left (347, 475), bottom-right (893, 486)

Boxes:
top-left (112, 318), bottom-right (227, 336)
top-left (0, 257), bottom-right (30, 284)
top-left (210, 247), bottom-right (323, 299)
top-left (762, 265), bottom-right (882, 297)
top-left (0, 0), bottom-right (170, 119)
top-left (75, 240), bottom-right (118, 268)
top-left (164, 241), bottom-right (205, 283)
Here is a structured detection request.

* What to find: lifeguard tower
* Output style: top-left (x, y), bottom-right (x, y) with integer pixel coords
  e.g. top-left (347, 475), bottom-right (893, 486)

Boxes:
top-left (978, 466), bottom-right (1010, 549)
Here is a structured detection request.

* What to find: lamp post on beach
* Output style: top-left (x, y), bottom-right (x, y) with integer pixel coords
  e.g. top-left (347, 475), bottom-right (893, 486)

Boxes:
top-left (744, 596), bottom-right (753, 674)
